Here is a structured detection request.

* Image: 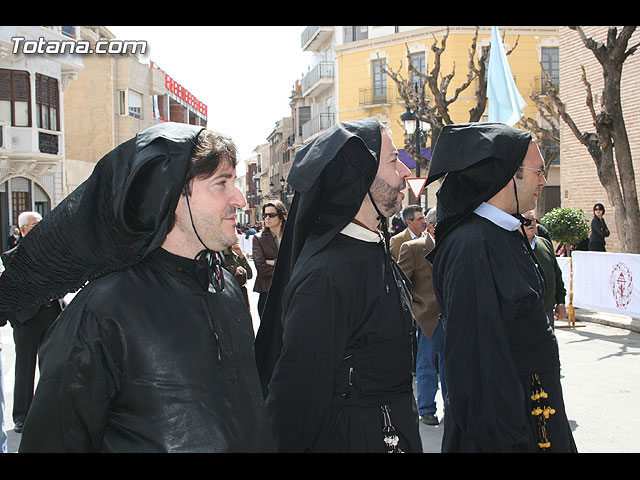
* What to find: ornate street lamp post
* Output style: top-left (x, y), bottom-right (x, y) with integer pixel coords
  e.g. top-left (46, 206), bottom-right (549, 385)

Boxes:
top-left (401, 106), bottom-right (428, 206)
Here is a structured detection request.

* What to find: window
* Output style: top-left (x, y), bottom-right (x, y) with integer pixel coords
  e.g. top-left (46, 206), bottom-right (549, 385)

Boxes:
top-left (410, 52), bottom-right (426, 91)
top-left (61, 26), bottom-right (76, 38)
top-left (541, 47), bottom-right (559, 86)
top-left (128, 90), bottom-right (142, 119)
top-left (36, 74), bottom-right (59, 131)
top-left (118, 89), bottom-right (143, 119)
top-left (343, 26), bottom-right (368, 43)
top-left (372, 59), bottom-right (387, 100)
top-left (0, 69), bottom-right (31, 127)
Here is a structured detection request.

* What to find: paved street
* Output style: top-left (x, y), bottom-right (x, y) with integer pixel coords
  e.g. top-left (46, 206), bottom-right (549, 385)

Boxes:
top-left (2, 257), bottom-right (640, 453)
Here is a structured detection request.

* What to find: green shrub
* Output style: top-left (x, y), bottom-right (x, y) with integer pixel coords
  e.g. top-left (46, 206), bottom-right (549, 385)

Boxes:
top-left (540, 207), bottom-right (590, 250)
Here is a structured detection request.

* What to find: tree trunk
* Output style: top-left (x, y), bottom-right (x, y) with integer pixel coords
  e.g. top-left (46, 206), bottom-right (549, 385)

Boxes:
top-left (555, 26), bottom-right (640, 253)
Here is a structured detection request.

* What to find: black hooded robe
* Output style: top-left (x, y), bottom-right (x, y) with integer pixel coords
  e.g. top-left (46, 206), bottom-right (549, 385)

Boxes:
top-left (255, 118), bottom-right (421, 453)
top-left (426, 123), bottom-right (576, 453)
top-left (0, 123), bottom-right (273, 452)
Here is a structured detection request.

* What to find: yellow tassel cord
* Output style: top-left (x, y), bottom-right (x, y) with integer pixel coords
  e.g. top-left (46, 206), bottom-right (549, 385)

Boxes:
top-left (530, 373), bottom-right (555, 451)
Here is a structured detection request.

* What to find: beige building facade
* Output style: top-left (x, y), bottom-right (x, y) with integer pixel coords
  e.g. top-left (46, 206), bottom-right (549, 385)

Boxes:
top-left (285, 26), bottom-right (561, 213)
top-left (64, 26), bottom-right (207, 194)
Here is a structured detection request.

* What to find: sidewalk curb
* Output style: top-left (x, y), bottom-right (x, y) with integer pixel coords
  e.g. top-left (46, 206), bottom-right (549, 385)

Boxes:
top-left (574, 308), bottom-right (640, 334)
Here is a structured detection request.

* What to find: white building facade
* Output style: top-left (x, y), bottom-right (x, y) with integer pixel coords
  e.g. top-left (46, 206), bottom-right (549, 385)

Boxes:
top-left (0, 26), bottom-right (83, 251)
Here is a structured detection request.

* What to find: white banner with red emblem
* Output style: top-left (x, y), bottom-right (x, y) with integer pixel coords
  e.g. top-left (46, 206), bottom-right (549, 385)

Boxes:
top-left (571, 251), bottom-right (640, 318)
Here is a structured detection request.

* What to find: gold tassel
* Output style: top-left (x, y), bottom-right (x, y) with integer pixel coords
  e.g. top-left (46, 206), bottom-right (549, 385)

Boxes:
top-left (530, 373), bottom-right (555, 451)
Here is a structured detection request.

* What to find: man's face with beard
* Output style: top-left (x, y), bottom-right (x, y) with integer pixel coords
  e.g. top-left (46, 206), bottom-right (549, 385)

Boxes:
top-left (369, 129), bottom-right (410, 217)
top-left (167, 158), bottom-right (246, 257)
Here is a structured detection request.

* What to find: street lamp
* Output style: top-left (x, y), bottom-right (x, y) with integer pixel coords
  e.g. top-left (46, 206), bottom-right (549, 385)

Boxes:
top-left (401, 106), bottom-right (427, 206)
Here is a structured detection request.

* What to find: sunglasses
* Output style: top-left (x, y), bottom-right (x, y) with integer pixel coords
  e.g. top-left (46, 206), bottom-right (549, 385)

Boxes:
top-left (263, 212), bottom-right (279, 218)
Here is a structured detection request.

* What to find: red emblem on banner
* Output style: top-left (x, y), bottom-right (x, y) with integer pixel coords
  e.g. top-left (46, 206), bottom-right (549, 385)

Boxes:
top-left (610, 262), bottom-right (633, 309)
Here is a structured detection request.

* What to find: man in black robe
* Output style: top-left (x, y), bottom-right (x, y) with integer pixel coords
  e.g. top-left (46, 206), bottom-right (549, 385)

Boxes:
top-left (255, 118), bottom-right (422, 453)
top-left (0, 123), bottom-right (273, 452)
top-left (425, 123), bottom-right (577, 453)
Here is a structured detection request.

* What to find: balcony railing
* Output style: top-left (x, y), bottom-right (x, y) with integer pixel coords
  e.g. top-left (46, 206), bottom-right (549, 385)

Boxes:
top-left (301, 62), bottom-right (334, 95)
top-left (302, 113), bottom-right (334, 141)
top-left (301, 26), bottom-right (332, 50)
top-left (39, 131), bottom-right (59, 154)
top-left (301, 26), bottom-right (320, 48)
top-left (359, 87), bottom-right (399, 106)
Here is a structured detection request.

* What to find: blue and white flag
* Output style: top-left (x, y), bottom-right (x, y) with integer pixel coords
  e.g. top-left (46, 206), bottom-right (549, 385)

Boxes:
top-left (487, 26), bottom-right (526, 126)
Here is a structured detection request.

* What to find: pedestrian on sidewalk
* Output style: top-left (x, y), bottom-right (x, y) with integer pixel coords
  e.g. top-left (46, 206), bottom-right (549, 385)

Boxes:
top-left (426, 123), bottom-right (577, 453)
top-left (255, 118), bottom-right (422, 453)
top-left (397, 206), bottom-right (446, 426)
top-left (1, 211), bottom-right (66, 435)
top-left (222, 240), bottom-right (253, 313)
top-left (0, 123), bottom-right (273, 453)
top-left (252, 200), bottom-right (286, 317)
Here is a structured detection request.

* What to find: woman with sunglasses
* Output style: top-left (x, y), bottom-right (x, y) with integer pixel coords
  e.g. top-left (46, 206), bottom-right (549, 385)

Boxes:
top-left (588, 202), bottom-right (610, 252)
top-left (253, 200), bottom-right (287, 317)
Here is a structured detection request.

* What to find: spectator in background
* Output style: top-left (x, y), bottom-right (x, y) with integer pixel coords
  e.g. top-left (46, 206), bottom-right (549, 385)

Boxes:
top-left (7, 228), bottom-right (21, 250)
top-left (391, 210), bottom-right (406, 235)
top-left (1, 211), bottom-right (65, 435)
top-left (390, 204), bottom-right (426, 260)
top-left (222, 240), bottom-right (253, 313)
top-left (253, 200), bottom-right (287, 317)
top-left (397, 206), bottom-right (446, 426)
top-left (523, 211), bottom-right (567, 330)
top-left (589, 203), bottom-right (610, 252)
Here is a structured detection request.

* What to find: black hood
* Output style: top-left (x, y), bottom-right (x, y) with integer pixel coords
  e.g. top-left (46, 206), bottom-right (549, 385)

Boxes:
top-left (425, 123), bottom-right (531, 258)
top-left (254, 117), bottom-right (384, 394)
top-left (0, 122), bottom-right (204, 320)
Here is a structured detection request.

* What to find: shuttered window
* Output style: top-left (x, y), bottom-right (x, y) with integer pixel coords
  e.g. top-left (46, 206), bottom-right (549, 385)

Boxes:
top-left (36, 74), bottom-right (59, 131)
top-left (0, 69), bottom-right (31, 127)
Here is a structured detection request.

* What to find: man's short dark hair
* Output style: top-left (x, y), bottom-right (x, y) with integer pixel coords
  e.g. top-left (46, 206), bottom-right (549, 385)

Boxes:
top-left (402, 204), bottom-right (423, 222)
top-left (183, 130), bottom-right (238, 195)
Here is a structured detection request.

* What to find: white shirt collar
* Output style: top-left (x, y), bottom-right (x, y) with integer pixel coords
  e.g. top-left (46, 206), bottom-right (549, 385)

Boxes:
top-left (473, 202), bottom-right (521, 231)
top-left (340, 222), bottom-right (383, 243)
top-left (407, 228), bottom-right (424, 239)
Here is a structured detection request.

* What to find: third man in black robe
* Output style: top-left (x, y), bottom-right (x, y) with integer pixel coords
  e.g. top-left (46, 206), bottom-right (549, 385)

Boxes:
top-left (426, 123), bottom-right (577, 453)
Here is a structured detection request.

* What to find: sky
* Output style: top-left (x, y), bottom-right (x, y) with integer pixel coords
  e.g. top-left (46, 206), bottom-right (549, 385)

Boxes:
top-left (106, 26), bottom-right (312, 169)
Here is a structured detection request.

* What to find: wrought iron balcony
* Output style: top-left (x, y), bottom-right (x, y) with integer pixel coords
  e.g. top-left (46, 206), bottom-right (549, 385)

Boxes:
top-left (359, 87), bottom-right (400, 107)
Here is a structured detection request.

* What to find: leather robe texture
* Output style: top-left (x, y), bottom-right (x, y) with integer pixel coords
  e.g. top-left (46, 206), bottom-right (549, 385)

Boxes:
top-left (19, 248), bottom-right (274, 452)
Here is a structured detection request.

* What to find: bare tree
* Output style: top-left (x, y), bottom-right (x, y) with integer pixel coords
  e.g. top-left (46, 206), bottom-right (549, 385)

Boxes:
top-left (517, 70), bottom-right (560, 171)
top-left (546, 26), bottom-right (640, 253)
top-left (381, 26), bottom-right (519, 170)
